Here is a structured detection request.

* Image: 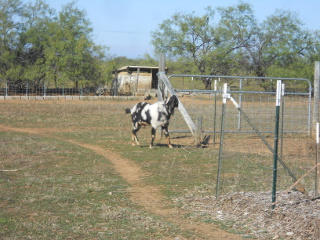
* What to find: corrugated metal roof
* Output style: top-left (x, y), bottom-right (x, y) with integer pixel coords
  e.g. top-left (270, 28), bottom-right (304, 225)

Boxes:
top-left (117, 65), bottom-right (165, 72)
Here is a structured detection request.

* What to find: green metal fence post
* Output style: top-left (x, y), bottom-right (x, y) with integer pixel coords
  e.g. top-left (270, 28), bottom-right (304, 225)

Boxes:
top-left (272, 80), bottom-right (282, 209)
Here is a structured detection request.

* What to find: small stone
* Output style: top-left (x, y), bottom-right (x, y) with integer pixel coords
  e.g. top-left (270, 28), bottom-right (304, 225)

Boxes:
top-left (286, 232), bottom-right (294, 236)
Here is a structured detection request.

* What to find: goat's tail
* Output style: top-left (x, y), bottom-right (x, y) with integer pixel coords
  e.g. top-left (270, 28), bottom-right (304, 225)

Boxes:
top-left (125, 108), bottom-right (131, 114)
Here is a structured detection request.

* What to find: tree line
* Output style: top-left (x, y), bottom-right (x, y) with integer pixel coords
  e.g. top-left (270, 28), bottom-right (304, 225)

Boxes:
top-left (0, 0), bottom-right (319, 92)
top-left (151, 2), bottom-right (320, 90)
top-left (0, 0), bottom-right (113, 91)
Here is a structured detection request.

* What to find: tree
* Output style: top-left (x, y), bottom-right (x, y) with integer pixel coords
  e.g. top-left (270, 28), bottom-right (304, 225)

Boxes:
top-left (244, 10), bottom-right (313, 78)
top-left (305, 30), bottom-right (320, 64)
top-left (0, 0), bottom-right (23, 83)
top-left (151, 3), bottom-right (257, 89)
top-left (151, 6), bottom-right (217, 76)
top-left (0, 0), bottom-right (109, 91)
top-left (214, 2), bottom-right (257, 75)
top-left (44, 1), bottom-right (106, 88)
top-left (18, 0), bottom-right (55, 88)
top-left (150, 1), bottom-right (317, 89)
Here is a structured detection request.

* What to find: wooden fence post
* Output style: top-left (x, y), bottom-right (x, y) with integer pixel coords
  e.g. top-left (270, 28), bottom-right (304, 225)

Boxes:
top-left (157, 54), bottom-right (196, 135)
top-left (316, 122), bottom-right (320, 197)
top-left (157, 53), bottom-right (166, 102)
top-left (195, 116), bottom-right (203, 145)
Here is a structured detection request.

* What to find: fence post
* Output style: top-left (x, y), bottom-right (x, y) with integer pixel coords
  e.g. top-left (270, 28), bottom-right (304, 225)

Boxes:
top-left (316, 122), bottom-right (320, 197)
top-left (195, 116), bottom-right (203, 145)
top-left (237, 78), bottom-right (243, 131)
top-left (157, 54), bottom-right (196, 135)
top-left (25, 82), bottom-right (27, 96)
top-left (213, 80), bottom-right (217, 145)
top-left (280, 83), bottom-right (285, 158)
top-left (313, 61), bottom-right (320, 135)
top-left (43, 82), bottom-right (46, 97)
top-left (157, 53), bottom-right (166, 101)
top-left (134, 68), bottom-right (140, 96)
top-left (216, 83), bottom-right (228, 198)
top-left (272, 80), bottom-right (282, 209)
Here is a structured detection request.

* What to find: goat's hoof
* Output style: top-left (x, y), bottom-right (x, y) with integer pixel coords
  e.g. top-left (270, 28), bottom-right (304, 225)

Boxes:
top-left (168, 145), bottom-right (173, 148)
top-left (149, 146), bottom-right (154, 149)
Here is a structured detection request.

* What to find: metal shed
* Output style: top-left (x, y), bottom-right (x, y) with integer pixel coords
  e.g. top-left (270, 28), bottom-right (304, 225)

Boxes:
top-left (112, 66), bottom-right (167, 95)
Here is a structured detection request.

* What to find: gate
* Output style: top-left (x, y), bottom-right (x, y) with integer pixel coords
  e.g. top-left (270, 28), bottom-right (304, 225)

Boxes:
top-left (157, 69), bottom-right (315, 197)
top-left (164, 74), bottom-right (312, 136)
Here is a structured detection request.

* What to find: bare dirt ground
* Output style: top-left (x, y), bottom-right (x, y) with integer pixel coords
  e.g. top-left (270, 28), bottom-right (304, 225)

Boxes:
top-left (0, 124), bottom-right (241, 240)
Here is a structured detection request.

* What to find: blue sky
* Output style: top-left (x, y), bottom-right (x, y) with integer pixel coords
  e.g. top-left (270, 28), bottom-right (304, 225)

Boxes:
top-left (28, 0), bottom-right (320, 58)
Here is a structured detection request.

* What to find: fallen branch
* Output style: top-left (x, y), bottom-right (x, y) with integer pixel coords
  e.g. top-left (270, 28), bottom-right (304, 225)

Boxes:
top-left (272, 162), bottom-right (320, 206)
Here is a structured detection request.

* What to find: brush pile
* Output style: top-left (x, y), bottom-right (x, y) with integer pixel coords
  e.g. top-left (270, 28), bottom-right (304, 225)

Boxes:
top-left (174, 190), bottom-right (320, 239)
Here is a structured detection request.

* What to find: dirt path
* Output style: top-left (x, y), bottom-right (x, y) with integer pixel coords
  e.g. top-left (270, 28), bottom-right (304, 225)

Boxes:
top-left (0, 124), bottom-right (241, 239)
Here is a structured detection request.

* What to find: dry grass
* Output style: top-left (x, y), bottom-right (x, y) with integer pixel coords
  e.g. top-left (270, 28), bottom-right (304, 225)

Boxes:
top-left (0, 98), bottom-right (318, 239)
top-left (174, 189), bottom-right (320, 239)
top-left (0, 100), bottom-right (195, 239)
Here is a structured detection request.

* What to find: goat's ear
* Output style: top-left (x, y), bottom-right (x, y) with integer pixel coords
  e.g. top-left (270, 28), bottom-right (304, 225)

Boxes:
top-left (172, 95), bottom-right (178, 108)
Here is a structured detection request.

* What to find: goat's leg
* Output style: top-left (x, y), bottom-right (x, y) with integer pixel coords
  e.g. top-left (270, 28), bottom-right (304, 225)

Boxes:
top-left (132, 125), bottom-right (141, 146)
top-left (150, 127), bottom-right (156, 149)
top-left (162, 125), bottom-right (173, 148)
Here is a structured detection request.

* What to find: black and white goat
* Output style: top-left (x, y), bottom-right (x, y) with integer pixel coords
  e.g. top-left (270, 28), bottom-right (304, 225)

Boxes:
top-left (125, 95), bottom-right (179, 148)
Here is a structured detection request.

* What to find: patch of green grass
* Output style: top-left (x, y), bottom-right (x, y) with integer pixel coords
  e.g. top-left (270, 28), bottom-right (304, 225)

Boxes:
top-left (116, 142), bottom-right (217, 198)
top-left (0, 99), bottom-right (212, 240)
top-left (0, 130), bottom-right (196, 239)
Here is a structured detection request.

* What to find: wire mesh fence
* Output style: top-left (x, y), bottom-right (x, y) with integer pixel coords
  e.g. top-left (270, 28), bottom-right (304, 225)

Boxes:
top-left (160, 74), bottom-right (316, 198)
top-left (168, 75), bottom-right (311, 135)
top-left (0, 80), bottom-right (110, 97)
top-left (1, 73), bottom-right (316, 196)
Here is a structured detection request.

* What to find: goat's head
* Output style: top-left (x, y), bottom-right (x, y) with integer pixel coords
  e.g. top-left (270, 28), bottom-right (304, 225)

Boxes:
top-left (166, 95), bottom-right (179, 115)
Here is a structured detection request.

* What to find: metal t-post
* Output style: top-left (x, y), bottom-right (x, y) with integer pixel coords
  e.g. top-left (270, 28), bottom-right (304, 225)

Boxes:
top-left (272, 80), bottom-right (282, 209)
top-left (216, 83), bottom-right (228, 198)
top-left (213, 80), bottom-right (217, 145)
